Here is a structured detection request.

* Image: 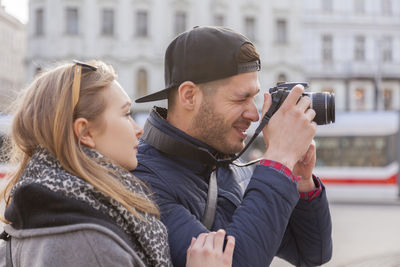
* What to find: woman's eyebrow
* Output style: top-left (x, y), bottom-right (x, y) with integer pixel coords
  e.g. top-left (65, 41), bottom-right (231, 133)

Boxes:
top-left (121, 101), bottom-right (132, 109)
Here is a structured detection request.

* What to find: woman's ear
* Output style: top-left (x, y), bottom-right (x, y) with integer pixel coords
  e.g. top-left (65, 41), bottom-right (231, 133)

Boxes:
top-left (178, 81), bottom-right (201, 111)
top-left (73, 118), bottom-right (96, 148)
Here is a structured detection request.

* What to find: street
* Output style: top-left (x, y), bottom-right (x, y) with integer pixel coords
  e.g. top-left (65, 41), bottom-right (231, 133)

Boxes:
top-left (272, 185), bottom-right (400, 267)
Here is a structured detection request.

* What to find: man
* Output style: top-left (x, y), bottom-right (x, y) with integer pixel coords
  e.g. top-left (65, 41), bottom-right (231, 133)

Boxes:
top-left (133, 26), bottom-right (332, 267)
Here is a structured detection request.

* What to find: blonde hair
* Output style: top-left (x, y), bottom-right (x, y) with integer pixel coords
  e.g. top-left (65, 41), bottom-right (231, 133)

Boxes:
top-left (0, 60), bottom-right (159, 223)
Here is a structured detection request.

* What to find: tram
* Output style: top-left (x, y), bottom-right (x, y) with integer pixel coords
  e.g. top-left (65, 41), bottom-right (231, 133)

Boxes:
top-left (314, 111), bottom-right (398, 185)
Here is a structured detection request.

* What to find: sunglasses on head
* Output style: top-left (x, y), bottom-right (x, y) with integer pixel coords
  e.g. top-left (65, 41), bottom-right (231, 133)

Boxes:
top-left (72, 60), bottom-right (98, 109)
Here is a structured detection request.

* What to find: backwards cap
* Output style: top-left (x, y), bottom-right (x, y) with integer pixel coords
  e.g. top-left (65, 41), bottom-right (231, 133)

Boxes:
top-left (135, 26), bottom-right (260, 103)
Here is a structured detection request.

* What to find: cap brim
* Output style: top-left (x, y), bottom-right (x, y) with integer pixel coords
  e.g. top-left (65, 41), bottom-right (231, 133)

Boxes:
top-left (135, 88), bottom-right (170, 103)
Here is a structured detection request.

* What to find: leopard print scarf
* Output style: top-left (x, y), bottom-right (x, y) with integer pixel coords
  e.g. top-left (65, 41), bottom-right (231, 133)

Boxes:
top-left (12, 147), bottom-right (172, 267)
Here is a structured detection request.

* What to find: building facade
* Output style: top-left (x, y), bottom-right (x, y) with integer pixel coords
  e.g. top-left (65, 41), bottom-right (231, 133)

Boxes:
top-left (304, 0), bottom-right (400, 111)
top-left (27, 0), bottom-right (400, 112)
top-left (0, 1), bottom-right (26, 112)
top-left (27, 0), bottom-right (304, 112)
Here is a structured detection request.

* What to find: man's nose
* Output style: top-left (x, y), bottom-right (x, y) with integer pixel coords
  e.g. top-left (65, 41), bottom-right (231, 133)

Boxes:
top-left (243, 101), bottom-right (259, 122)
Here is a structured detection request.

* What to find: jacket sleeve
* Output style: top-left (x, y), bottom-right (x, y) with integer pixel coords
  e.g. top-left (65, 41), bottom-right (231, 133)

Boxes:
top-left (277, 186), bottom-right (333, 266)
top-left (5, 228), bottom-right (146, 267)
top-left (136, 164), bottom-right (328, 267)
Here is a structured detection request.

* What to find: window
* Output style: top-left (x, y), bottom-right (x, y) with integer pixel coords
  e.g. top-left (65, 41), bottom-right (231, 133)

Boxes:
top-left (354, 36), bottom-right (365, 61)
top-left (382, 0), bottom-right (392, 15)
top-left (65, 7), bottom-right (79, 35)
top-left (35, 8), bottom-right (44, 36)
top-left (214, 14), bottom-right (224, 26)
top-left (354, 0), bottom-right (365, 14)
top-left (322, 34), bottom-right (333, 62)
top-left (101, 9), bottom-right (114, 36)
top-left (244, 17), bottom-right (256, 41)
top-left (174, 11), bottom-right (186, 36)
top-left (382, 36), bottom-right (393, 62)
top-left (276, 19), bottom-right (287, 44)
top-left (354, 88), bottom-right (365, 110)
top-left (136, 10), bottom-right (148, 37)
top-left (383, 89), bottom-right (393, 110)
top-left (315, 137), bottom-right (341, 166)
top-left (137, 69), bottom-right (148, 97)
top-left (322, 0), bottom-right (333, 12)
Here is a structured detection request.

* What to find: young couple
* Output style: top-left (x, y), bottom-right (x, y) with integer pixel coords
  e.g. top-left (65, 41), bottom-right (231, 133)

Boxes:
top-left (1, 26), bottom-right (332, 267)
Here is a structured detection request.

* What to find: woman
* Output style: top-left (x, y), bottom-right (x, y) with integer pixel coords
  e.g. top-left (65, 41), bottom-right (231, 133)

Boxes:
top-left (0, 60), bottom-right (234, 267)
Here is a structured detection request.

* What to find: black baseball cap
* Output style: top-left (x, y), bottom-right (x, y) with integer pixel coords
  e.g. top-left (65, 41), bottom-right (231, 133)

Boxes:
top-left (135, 26), bottom-right (261, 103)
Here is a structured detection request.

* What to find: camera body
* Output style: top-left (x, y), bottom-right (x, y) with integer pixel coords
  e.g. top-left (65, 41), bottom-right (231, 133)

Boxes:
top-left (269, 82), bottom-right (335, 125)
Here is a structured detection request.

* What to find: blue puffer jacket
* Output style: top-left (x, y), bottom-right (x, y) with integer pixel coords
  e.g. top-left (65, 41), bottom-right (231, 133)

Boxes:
top-left (133, 107), bottom-right (332, 267)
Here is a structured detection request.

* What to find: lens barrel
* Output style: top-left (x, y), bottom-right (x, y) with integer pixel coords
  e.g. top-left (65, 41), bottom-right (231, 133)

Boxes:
top-left (309, 92), bottom-right (335, 125)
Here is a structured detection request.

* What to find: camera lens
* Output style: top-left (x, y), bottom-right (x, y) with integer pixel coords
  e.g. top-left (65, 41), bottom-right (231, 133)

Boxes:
top-left (309, 92), bottom-right (335, 125)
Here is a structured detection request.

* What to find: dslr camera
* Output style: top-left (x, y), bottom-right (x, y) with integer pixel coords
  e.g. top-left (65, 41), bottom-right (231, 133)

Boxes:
top-left (269, 82), bottom-right (335, 125)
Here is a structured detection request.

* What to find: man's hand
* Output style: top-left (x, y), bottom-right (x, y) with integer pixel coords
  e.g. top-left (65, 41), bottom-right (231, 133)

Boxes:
top-left (293, 140), bottom-right (317, 192)
top-left (261, 84), bottom-right (317, 170)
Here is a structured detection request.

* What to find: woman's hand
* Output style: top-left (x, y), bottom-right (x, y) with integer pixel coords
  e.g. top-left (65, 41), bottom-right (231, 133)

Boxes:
top-left (186, 229), bottom-right (235, 267)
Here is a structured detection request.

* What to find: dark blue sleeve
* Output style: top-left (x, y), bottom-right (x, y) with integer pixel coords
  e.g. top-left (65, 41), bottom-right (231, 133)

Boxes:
top-left (135, 164), bottom-right (309, 267)
top-left (226, 165), bottom-right (301, 267)
top-left (276, 186), bottom-right (333, 266)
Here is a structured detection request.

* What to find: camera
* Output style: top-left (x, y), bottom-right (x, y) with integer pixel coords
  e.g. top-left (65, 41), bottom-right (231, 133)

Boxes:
top-left (269, 82), bottom-right (335, 125)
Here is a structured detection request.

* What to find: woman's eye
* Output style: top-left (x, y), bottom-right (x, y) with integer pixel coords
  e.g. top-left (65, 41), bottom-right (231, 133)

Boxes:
top-left (126, 111), bottom-right (132, 117)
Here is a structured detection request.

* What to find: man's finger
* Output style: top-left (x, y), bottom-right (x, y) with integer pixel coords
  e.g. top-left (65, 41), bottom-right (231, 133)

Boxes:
top-left (297, 95), bottom-right (312, 112)
top-left (305, 108), bottom-right (316, 122)
top-left (261, 93), bottom-right (272, 117)
top-left (310, 139), bottom-right (316, 147)
top-left (301, 146), bottom-right (312, 164)
top-left (279, 84), bottom-right (304, 111)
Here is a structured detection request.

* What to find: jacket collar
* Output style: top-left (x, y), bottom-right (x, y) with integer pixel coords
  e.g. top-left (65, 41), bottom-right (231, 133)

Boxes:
top-left (147, 106), bottom-right (228, 159)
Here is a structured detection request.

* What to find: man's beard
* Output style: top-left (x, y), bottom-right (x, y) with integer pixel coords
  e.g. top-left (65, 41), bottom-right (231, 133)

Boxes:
top-left (192, 99), bottom-right (245, 154)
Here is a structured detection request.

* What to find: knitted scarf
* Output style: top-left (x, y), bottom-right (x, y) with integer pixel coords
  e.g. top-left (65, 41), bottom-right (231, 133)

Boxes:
top-left (11, 147), bottom-right (172, 267)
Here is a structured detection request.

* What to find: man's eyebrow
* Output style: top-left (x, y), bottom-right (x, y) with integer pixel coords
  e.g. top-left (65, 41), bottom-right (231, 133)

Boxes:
top-left (236, 88), bottom-right (260, 98)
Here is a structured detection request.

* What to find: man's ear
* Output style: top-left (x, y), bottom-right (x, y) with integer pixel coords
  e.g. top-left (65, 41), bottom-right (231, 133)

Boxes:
top-left (177, 81), bottom-right (201, 111)
top-left (73, 118), bottom-right (96, 148)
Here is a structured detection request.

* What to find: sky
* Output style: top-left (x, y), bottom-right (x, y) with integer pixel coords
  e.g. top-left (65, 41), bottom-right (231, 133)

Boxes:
top-left (2, 0), bottom-right (29, 24)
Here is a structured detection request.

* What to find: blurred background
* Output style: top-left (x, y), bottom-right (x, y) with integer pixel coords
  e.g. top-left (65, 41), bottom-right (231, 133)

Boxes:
top-left (0, 0), bottom-right (399, 266)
